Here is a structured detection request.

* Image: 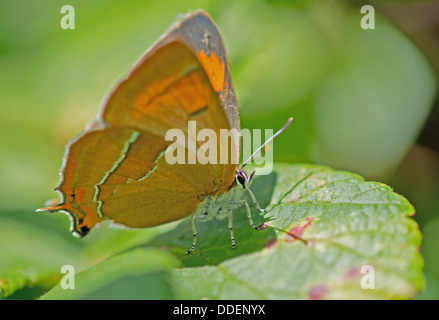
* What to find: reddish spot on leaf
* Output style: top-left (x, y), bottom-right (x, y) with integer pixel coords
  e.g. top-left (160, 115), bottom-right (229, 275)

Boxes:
top-left (344, 267), bottom-right (361, 280)
top-left (308, 285), bottom-right (329, 300)
top-left (264, 238), bottom-right (277, 249)
top-left (285, 217), bottom-right (313, 243)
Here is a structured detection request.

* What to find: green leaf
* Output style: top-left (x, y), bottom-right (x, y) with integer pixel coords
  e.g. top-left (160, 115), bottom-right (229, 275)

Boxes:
top-left (40, 248), bottom-right (180, 300)
top-left (27, 163), bottom-right (423, 299)
top-left (0, 211), bottom-right (83, 299)
top-left (167, 164), bottom-right (423, 299)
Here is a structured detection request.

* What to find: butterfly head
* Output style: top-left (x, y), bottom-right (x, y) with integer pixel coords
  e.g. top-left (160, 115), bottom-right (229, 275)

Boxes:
top-left (235, 169), bottom-right (255, 190)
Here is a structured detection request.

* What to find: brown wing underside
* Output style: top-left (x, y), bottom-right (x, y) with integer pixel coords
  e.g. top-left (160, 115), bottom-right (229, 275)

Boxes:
top-left (40, 16), bottom-right (239, 236)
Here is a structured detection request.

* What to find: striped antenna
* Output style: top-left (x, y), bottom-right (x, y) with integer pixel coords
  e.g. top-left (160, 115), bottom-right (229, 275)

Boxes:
top-left (241, 117), bottom-right (293, 169)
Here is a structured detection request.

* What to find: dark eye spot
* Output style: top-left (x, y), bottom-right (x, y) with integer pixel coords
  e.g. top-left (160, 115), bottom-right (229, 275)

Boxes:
top-left (237, 174), bottom-right (246, 186)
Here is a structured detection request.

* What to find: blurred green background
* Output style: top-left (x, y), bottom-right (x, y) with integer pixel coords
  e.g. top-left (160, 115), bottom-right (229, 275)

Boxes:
top-left (1, 0), bottom-right (438, 299)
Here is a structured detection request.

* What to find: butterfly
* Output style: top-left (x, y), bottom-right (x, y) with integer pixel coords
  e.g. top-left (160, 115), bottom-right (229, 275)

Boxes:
top-left (38, 10), bottom-right (291, 254)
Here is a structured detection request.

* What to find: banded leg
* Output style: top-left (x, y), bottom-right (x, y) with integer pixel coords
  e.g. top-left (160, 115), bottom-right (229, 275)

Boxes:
top-left (247, 188), bottom-right (266, 213)
top-left (186, 215), bottom-right (197, 255)
top-left (227, 209), bottom-right (236, 249)
top-left (242, 200), bottom-right (259, 230)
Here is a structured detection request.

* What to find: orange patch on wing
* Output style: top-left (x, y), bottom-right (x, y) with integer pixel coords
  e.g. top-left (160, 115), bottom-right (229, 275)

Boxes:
top-left (133, 75), bottom-right (175, 111)
top-left (74, 188), bottom-right (88, 203)
top-left (197, 51), bottom-right (225, 92)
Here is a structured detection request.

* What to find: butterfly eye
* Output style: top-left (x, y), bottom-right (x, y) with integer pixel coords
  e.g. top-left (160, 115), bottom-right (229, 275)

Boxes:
top-left (235, 170), bottom-right (248, 187)
top-left (237, 175), bottom-right (246, 186)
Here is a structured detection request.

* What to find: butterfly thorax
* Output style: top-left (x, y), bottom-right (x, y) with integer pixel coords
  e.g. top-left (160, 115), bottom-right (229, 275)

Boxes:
top-left (192, 169), bottom-right (253, 221)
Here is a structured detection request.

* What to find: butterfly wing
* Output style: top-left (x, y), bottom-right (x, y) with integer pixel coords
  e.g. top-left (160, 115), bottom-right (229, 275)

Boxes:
top-left (102, 10), bottom-right (240, 160)
top-left (39, 11), bottom-right (240, 236)
top-left (163, 10), bottom-right (240, 139)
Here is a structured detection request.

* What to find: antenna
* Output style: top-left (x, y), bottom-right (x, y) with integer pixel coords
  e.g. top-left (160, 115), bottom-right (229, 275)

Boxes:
top-left (241, 117), bottom-right (293, 169)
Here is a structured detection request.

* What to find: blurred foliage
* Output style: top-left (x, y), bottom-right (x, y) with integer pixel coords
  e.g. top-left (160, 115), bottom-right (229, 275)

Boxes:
top-left (0, 0), bottom-right (438, 299)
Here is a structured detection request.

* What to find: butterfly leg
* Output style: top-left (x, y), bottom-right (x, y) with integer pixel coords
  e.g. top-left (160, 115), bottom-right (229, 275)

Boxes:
top-left (186, 215), bottom-right (197, 255)
top-left (241, 200), bottom-right (260, 230)
top-left (246, 188), bottom-right (266, 213)
top-left (227, 209), bottom-right (236, 249)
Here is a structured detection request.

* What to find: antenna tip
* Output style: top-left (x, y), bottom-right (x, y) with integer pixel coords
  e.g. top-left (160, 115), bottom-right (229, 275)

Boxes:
top-left (283, 117), bottom-right (293, 128)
